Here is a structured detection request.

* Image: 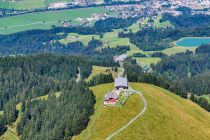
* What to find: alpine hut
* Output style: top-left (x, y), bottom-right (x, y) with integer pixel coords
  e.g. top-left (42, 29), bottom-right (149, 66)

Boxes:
top-left (104, 91), bottom-right (118, 105)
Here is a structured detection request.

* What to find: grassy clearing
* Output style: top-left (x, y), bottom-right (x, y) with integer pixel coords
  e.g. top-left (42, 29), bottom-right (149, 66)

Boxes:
top-left (199, 95), bottom-right (210, 103)
top-left (153, 14), bottom-right (173, 28)
top-left (127, 17), bottom-right (149, 33)
top-left (161, 46), bottom-right (196, 55)
top-left (0, 7), bottom-right (107, 34)
top-left (73, 83), bottom-right (143, 140)
top-left (112, 83), bottom-right (210, 140)
top-left (32, 92), bottom-right (61, 101)
top-left (60, 33), bottom-right (100, 46)
top-left (59, 28), bottom-right (141, 52)
top-left (0, 129), bottom-right (19, 140)
top-left (86, 66), bottom-right (118, 81)
top-left (101, 29), bottom-right (140, 51)
top-left (135, 57), bottom-right (161, 66)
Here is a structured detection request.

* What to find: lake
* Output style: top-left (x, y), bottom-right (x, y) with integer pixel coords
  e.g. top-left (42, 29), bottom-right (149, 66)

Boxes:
top-left (175, 37), bottom-right (210, 47)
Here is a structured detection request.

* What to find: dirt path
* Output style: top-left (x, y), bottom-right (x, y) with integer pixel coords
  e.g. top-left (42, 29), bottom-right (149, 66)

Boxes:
top-left (105, 88), bottom-right (147, 140)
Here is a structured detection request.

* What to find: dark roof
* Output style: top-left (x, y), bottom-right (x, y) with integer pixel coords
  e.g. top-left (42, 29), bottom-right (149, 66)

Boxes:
top-left (115, 76), bottom-right (128, 88)
top-left (105, 92), bottom-right (117, 100)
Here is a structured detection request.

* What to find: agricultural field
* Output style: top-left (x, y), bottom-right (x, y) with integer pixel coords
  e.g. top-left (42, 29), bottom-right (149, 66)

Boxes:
top-left (86, 66), bottom-right (118, 81)
top-left (101, 30), bottom-right (139, 51)
top-left (160, 46), bottom-right (196, 55)
top-left (60, 29), bottom-right (141, 51)
top-left (135, 57), bottom-right (161, 66)
top-left (74, 83), bottom-right (210, 140)
top-left (0, 0), bottom-right (71, 10)
top-left (0, 7), bottom-right (107, 34)
top-left (60, 33), bottom-right (100, 46)
top-left (153, 14), bottom-right (174, 29)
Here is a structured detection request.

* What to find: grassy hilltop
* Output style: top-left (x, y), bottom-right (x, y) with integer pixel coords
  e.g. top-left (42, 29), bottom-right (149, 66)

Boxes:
top-left (74, 83), bottom-right (210, 140)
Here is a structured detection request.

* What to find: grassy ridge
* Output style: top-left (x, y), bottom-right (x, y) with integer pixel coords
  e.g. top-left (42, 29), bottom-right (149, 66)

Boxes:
top-left (113, 83), bottom-right (210, 139)
top-left (74, 83), bottom-right (210, 140)
top-left (73, 83), bottom-right (143, 140)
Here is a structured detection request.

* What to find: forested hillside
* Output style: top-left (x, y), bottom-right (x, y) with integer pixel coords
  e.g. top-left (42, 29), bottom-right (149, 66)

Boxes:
top-left (0, 53), bottom-right (94, 138)
top-left (17, 81), bottom-right (95, 140)
top-left (0, 17), bottom-right (135, 56)
top-left (155, 44), bottom-right (210, 95)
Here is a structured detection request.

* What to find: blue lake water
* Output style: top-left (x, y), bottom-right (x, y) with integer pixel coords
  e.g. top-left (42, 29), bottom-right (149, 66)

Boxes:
top-left (175, 37), bottom-right (210, 47)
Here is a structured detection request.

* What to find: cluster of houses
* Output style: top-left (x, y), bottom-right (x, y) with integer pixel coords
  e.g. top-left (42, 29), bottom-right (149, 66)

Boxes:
top-left (75, 13), bottom-right (108, 26)
top-left (104, 75), bottom-right (131, 106)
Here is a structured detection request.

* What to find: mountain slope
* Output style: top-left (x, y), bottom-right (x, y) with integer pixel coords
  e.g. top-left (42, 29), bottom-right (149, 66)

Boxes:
top-left (74, 83), bottom-right (210, 140)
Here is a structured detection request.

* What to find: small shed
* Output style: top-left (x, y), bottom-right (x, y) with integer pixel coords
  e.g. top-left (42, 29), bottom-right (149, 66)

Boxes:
top-left (115, 76), bottom-right (128, 90)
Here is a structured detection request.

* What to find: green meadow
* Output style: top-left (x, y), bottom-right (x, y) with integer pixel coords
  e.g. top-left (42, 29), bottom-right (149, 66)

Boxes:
top-left (0, 7), bottom-right (107, 34)
top-left (153, 14), bottom-right (174, 28)
top-left (0, 0), bottom-right (71, 10)
top-left (60, 33), bottom-right (100, 46)
top-left (74, 83), bottom-right (210, 140)
top-left (86, 66), bottom-right (118, 81)
top-left (135, 57), bottom-right (161, 66)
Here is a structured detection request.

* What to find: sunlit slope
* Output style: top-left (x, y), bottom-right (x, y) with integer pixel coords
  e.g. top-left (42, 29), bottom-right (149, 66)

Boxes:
top-left (73, 83), bottom-right (143, 140)
top-left (74, 83), bottom-right (210, 140)
top-left (113, 83), bottom-right (210, 140)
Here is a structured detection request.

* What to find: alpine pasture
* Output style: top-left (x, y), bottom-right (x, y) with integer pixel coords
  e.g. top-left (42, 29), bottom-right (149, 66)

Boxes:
top-left (74, 83), bottom-right (210, 140)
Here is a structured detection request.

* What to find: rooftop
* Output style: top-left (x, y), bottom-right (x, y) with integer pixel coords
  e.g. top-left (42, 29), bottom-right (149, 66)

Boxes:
top-left (115, 76), bottom-right (128, 88)
top-left (105, 91), bottom-right (118, 100)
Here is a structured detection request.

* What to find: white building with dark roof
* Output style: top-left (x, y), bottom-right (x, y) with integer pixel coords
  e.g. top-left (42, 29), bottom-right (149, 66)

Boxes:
top-left (114, 76), bottom-right (128, 90)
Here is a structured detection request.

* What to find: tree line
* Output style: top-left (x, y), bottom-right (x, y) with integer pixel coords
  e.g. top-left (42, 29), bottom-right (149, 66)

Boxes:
top-left (16, 81), bottom-right (95, 140)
